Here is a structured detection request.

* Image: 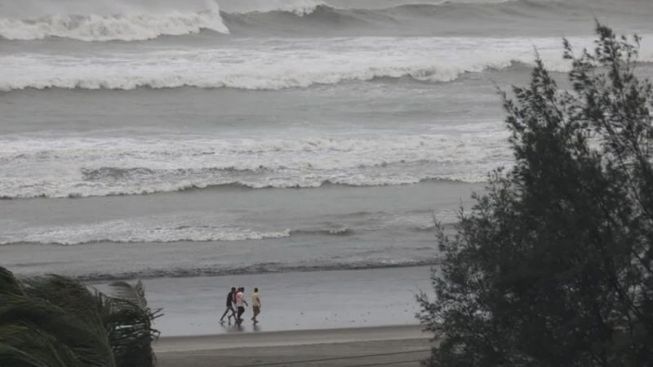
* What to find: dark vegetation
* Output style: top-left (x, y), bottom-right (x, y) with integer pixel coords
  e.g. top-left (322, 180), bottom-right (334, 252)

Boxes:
top-left (0, 267), bottom-right (161, 367)
top-left (419, 25), bottom-right (653, 366)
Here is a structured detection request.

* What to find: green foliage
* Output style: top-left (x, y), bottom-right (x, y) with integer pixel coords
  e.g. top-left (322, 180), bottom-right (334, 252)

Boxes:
top-left (418, 24), bottom-right (653, 366)
top-left (103, 281), bottom-right (161, 367)
top-left (0, 269), bottom-right (161, 367)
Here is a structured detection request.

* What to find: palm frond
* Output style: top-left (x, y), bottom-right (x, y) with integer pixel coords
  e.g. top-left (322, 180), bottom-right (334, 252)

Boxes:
top-left (24, 275), bottom-right (106, 334)
top-left (0, 267), bottom-right (24, 296)
top-left (103, 282), bottom-right (161, 367)
top-left (0, 268), bottom-right (160, 367)
top-left (0, 294), bottom-right (116, 367)
top-left (0, 342), bottom-right (50, 367)
top-left (0, 324), bottom-right (80, 367)
top-left (108, 281), bottom-right (147, 309)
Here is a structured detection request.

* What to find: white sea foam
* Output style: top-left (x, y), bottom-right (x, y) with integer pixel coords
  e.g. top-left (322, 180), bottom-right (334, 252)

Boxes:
top-left (0, 130), bottom-right (509, 199)
top-left (0, 2), bottom-right (229, 41)
top-left (0, 36), bottom-right (617, 91)
top-left (0, 216), bottom-right (290, 245)
top-left (3, 35), bottom-right (651, 91)
top-left (0, 209), bottom-right (454, 245)
top-left (218, 0), bottom-right (326, 15)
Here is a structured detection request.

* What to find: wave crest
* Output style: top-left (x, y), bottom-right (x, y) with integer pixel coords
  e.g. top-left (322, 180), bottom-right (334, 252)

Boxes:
top-left (0, 7), bottom-right (229, 41)
top-left (0, 35), bottom-right (598, 92)
top-left (222, 0), bottom-right (326, 16)
top-left (0, 220), bottom-right (291, 246)
top-left (0, 133), bottom-right (507, 199)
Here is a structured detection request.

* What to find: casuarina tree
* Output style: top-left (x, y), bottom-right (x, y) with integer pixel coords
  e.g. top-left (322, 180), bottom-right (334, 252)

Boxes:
top-left (418, 24), bottom-right (653, 366)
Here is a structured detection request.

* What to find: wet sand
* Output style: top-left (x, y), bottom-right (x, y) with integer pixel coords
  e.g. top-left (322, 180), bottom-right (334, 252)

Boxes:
top-left (98, 266), bottom-right (435, 336)
top-left (155, 325), bottom-right (432, 367)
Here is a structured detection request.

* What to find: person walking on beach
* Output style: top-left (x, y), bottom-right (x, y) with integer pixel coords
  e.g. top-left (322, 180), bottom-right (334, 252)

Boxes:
top-left (251, 288), bottom-right (261, 323)
top-left (219, 287), bottom-right (237, 323)
top-left (235, 287), bottom-right (248, 325)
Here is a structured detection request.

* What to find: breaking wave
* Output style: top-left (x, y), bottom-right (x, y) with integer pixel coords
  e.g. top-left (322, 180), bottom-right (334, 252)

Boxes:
top-left (0, 2), bottom-right (229, 41)
top-left (0, 226), bottom-right (292, 246)
top-left (3, 0), bottom-right (647, 41)
top-left (0, 132), bottom-right (509, 199)
top-left (0, 208), bottom-right (447, 246)
top-left (4, 35), bottom-right (640, 92)
top-left (220, 0), bottom-right (327, 16)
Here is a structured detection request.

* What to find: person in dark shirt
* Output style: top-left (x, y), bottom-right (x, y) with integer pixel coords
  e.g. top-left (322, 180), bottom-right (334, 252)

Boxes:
top-left (219, 287), bottom-right (237, 323)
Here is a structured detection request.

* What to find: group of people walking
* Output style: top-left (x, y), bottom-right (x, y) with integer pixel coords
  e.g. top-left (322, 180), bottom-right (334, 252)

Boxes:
top-left (219, 286), bottom-right (261, 325)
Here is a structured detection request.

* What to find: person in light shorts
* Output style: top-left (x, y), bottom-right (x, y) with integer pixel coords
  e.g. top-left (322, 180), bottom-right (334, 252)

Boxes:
top-left (251, 287), bottom-right (261, 323)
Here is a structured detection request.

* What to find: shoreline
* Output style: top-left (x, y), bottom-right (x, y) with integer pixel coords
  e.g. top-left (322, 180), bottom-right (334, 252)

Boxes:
top-left (155, 324), bottom-right (432, 367)
top-left (109, 266), bottom-right (433, 336)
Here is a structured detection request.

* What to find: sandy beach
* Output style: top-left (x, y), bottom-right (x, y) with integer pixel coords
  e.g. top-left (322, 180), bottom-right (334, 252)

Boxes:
top-left (155, 325), bottom-right (432, 367)
top-left (92, 266), bottom-right (434, 337)
top-left (5, 1), bottom-right (651, 366)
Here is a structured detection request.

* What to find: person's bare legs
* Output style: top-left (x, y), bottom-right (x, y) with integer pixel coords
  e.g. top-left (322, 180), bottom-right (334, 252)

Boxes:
top-left (251, 307), bottom-right (260, 323)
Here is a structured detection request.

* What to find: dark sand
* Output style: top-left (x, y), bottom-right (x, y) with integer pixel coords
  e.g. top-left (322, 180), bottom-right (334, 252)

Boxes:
top-left (155, 325), bottom-right (432, 366)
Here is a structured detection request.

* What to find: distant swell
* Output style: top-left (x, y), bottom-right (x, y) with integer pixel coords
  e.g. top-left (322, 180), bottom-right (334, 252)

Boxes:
top-left (221, 0), bottom-right (651, 37)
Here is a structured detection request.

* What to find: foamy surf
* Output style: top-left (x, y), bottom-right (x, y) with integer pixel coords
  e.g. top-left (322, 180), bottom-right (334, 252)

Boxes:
top-left (0, 3), bottom-right (229, 41)
top-left (4, 35), bottom-right (650, 92)
top-left (0, 222), bottom-right (291, 245)
top-left (0, 207), bottom-right (457, 246)
top-left (0, 132), bottom-right (508, 199)
top-left (219, 0), bottom-right (326, 16)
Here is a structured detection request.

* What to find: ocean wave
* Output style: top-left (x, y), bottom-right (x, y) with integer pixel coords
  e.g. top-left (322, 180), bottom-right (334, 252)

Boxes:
top-left (0, 133), bottom-right (508, 199)
top-left (0, 211), bottom-right (442, 246)
top-left (1, 0), bottom-right (651, 42)
top-left (221, 0), bottom-right (327, 16)
top-left (0, 60), bottom-right (518, 91)
top-left (1, 35), bottom-right (628, 92)
top-left (0, 4), bottom-right (229, 41)
top-left (289, 227), bottom-right (354, 236)
top-left (77, 259), bottom-right (441, 282)
top-left (0, 174), bottom-right (488, 200)
top-left (0, 226), bottom-right (359, 246)
top-left (219, 0), bottom-right (653, 38)
top-left (0, 221), bottom-right (292, 246)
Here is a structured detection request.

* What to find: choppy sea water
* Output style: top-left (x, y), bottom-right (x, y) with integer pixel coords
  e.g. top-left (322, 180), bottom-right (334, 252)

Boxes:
top-left (2, 0), bottom-right (653, 281)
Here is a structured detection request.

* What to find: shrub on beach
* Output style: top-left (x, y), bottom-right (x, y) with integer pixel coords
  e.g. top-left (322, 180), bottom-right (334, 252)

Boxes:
top-left (0, 267), bottom-right (161, 367)
top-left (418, 24), bottom-right (653, 366)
